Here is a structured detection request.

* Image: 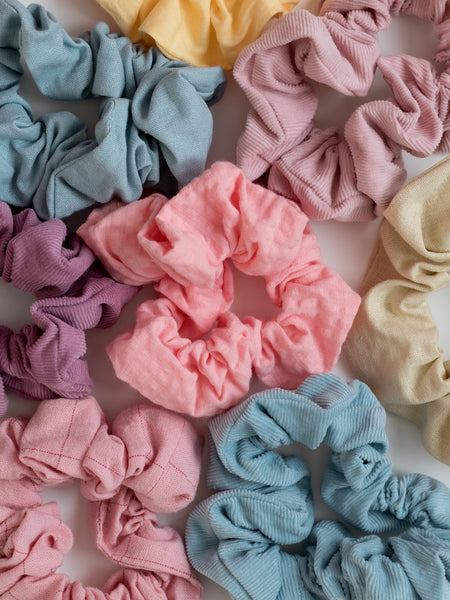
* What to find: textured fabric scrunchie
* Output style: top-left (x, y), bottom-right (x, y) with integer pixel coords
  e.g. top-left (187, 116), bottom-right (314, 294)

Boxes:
top-left (78, 162), bottom-right (361, 417)
top-left (0, 202), bottom-right (138, 417)
top-left (94, 0), bottom-right (298, 70)
top-left (234, 0), bottom-right (450, 220)
top-left (186, 374), bottom-right (450, 600)
top-left (0, 0), bottom-right (226, 219)
top-left (0, 395), bottom-right (203, 600)
top-left (344, 156), bottom-right (450, 465)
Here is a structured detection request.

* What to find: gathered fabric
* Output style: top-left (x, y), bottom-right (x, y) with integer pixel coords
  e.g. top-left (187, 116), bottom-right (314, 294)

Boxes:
top-left (0, 0), bottom-right (226, 219)
top-left (186, 373), bottom-right (450, 600)
top-left (0, 395), bottom-right (203, 600)
top-left (94, 0), bottom-right (298, 70)
top-left (78, 162), bottom-right (360, 417)
top-left (0, 203), bottom-right (138, 416)
top-left (234, 0), bottom-right (450, 220)
top-left (344, 156), bottom-right (450, 465)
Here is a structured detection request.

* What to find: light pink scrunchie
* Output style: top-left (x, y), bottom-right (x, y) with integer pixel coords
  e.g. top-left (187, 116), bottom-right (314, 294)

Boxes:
top-left (0, 396), bottom-right (203, 600)
top-left (234, 0), bottom-right (450, 220)
top-left (78, 162), bottom-right (360, 417)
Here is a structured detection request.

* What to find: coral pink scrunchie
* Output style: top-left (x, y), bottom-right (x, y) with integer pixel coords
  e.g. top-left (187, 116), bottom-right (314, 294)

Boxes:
top-left (0, 395), bottom-right (203, 600)
top-left (0, 203), bottom-right (138, 417)
top-left (78, 162), bottom-right (360, 417)
top-left (234, 0), bottom-right (450, 220)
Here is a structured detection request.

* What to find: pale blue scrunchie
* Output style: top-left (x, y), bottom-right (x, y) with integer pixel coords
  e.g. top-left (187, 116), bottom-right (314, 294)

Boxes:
top-left (0, 0), bottom-right (226, 219)
top-left (186, 374), bottom-right (450, 600)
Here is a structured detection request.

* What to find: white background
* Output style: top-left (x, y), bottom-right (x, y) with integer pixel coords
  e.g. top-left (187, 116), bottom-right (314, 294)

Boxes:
top-left (2, 0), bottom-right (450, 596)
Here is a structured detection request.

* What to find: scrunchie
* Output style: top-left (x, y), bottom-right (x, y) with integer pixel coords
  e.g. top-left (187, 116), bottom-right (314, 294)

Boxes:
top-left (0, 202), bottom-right (138, 417)
top-left (94, 0), bottom-right (298, 70)
top-left (78, 162), bottom-right (360, 417)
top-left (0, 395), bottom-right (203, 600)
top-left (344, 156), bottom-right (450, 465)
top-left (186, 374), bottom-right (450, 600)
top-left (234, 0), bottom-right (450, 220)
top-left (0, 0), bottom-right (226, 219)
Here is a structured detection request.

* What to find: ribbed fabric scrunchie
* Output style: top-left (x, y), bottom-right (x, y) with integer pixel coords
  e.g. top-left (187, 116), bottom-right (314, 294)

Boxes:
top-left (0, 203), bottom-right (138, 416)
top-left (0, 396), bottom-right (203, 600)
top-left (78, 162), bottom-right (360, 417)
top-left (0, 0), bottom-right (226, 219)
top-left (186, 374), bottom-right (450, 600)
top-left (234, 0), bottom-right (450, 220)
top-left (344, 156), bottom-right (450, 465)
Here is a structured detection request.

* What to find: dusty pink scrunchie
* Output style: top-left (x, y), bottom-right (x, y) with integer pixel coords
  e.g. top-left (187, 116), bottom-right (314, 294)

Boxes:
top-left (0, 203), bottom-right (138, 416)
top-left (0, 395), bottom-right (203, 600)
top-left (78, 162), bottom-right (360, 417)
top-left (234, 0), bottom-right (450, 220)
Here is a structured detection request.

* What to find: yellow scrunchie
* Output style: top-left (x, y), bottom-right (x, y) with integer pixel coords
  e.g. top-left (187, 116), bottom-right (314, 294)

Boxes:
top-left (344, 157), bottom-right (450, 465)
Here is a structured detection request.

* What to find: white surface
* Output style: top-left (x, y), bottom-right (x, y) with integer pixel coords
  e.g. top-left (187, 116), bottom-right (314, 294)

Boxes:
top-left (3, 1), bottom-right (450, 595)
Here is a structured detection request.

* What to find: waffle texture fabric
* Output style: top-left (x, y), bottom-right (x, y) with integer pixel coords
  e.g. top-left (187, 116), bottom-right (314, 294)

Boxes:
top-left (94, 0), bottom-right (298, 70)
top-left (344, 157), bottom-right (450, 465)
top-left (78, 162), bottom-right (361, 417)
top-left (186, 374), bottom-right (450, 600)
top-left (234, 0), bottom-right (450, 220)
top-left (0, 203), bottom-right (138, 417)
top-left (0, 0), bottom-right (226, 219)
top-left (0, 395), bottom-right (203, 600)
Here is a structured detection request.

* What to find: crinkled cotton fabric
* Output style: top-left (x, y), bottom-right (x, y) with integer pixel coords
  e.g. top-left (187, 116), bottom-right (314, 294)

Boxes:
top-left (78, 162), bottom-right (360, 417)
top-left (0, 395), bottom-right (203, 600)
top-left (0, 203), bottom-right (138, 417)
top-left (0, 0), bottom-right (226, 219)
top-left (344, 156), bottom-right (450, 465)
top-left (234, 0), bottom-right (450, 220)
top-left (95, 0), bottom-right (298, 70)
top-left (186, 374), bottom-right (450, 600)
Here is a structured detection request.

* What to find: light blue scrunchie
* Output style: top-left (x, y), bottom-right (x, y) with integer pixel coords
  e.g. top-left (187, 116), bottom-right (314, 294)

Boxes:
top-left (0, 0), bottom-right (226, 219)
top-left (186, 374), bottom-right (450, 600)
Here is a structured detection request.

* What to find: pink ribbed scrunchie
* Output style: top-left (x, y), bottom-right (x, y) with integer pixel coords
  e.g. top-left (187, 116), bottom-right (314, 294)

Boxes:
top-left (234, 0), bottom-right (450, 220)
top-left (78, 162), bottom-right (360, 417)
top-left (0, 203), bottom-right (138, 416)
top-left (0, 396), bottom-right (203, 600)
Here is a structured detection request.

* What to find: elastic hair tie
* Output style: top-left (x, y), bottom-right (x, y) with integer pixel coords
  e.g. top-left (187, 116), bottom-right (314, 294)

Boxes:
top-left (78, 162), bottom-right (360, 417)
top-left (344, 156), bottom-right (450, 465)
top-left (0, 395), bottom-right (203, 600)
top-left (0, 0), bottom-right (226, 219)
top-left (0, 202), bottom-right (138, 417)
top-left (234, 1), bottom-right (450, 220)
top-left (186, 374), bottom-right (450, 600)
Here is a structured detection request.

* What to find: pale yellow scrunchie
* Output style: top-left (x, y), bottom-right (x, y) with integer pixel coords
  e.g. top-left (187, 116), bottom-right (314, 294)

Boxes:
top-left (344, 157), bottom-right (450, 465)
top-left (95, 0), bottom-right (300, 69)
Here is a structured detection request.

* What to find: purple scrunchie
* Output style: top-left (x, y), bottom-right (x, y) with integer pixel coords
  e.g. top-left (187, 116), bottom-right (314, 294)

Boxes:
top-left (0, 203), bottom-right (139, 415)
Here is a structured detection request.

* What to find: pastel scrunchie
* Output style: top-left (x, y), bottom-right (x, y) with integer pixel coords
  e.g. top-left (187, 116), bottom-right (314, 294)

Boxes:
top-left (0, 395), bottom-right (203, 600)
top-left (186, 374), bottom-right (450, 600)
top-left (0, 0), bottom-right (226, 219)
top-left (0, 202), bottom-right (138, 417)
top-left (344, 156), bottom-right (450, 465)
top-left (234, 0), bottom-right (450, 220)
top-left (78, 162), bottom-right (360, 417)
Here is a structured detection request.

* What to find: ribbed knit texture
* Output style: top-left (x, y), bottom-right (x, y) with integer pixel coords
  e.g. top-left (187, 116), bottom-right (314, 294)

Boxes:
top-left (344, 156), bottom-right (450, 465)
top-left (0, 203), bottom-right (138, 415)
top-left (234, 0), bottom-right (450, 220)
top-left (186, 373), bottom-right (450, 599)
top-left (0, 396), bottom-right (203, 600)
top-left (0, 0), bottom-right (226, 219)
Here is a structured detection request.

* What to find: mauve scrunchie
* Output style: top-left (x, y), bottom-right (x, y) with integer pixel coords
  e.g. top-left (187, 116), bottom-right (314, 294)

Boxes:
top-left (344, 156), bottom-right (450, 465)
top-left (0, 395), bottom-right (203, 600)
top-left (234, 0), bottom-right (450, 220)
top-left (78, 162), bottom-right (361, 417)
top-left (0, 0), bottom-right (226, 219)
top-left (186, 374), bottom-right (450, 600)
top-left (0, 202), bottom-right (138, 416)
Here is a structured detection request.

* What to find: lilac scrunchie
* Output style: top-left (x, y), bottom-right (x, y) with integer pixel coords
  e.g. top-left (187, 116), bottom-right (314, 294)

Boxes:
top-left (0, 203), bottom-right (138, 415)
